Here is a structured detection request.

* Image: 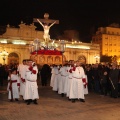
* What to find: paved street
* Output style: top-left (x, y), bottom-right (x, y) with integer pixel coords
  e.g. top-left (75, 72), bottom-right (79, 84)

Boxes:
top-left (0, 81), bottom-right (120, 120)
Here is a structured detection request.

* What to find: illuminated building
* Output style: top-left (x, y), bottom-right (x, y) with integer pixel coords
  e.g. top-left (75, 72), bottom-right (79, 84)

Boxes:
top-left (0, 22), bottom-right (100, 65)
top-left (92, 23), bottom-right (120, 63)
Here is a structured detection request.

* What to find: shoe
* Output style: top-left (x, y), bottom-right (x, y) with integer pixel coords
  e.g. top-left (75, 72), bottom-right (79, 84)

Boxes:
top-left (10, 99), bottom-right (13, 102)
top-left (61, 93), bottom-right (64, 97)
top-left (27, 102), bottom-right (31, 105)
top-left (71, 99), bottom-right (75, 103)
top-left (27, 99), bottom-right (31, 105)
top-left (68, 98), bottom-right (71, 101)
top-left (34, 101), bottom-right (38, 104)
top-left (24, 100), bottom-right (28, 103)
top-left (33, 99), bottom-right (38, 104)
top-left (80, 99), bottom-right (85, 102)
top-left (15, 99), bottom-right (19, 101)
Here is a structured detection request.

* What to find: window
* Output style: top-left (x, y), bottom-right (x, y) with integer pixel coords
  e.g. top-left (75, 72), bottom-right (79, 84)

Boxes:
top-left (105, 43), bottom-right (108, 45)
top-left (109, 44), bottom-right (112, 46)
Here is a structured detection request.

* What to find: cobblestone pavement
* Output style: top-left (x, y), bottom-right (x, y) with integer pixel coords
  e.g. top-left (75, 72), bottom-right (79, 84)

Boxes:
top-left (0, 81), bottom-right (120, 120)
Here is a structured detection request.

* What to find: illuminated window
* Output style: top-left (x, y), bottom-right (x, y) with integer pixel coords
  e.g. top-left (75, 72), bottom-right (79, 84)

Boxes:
top-left (109, 44), bottom-right (112, 46)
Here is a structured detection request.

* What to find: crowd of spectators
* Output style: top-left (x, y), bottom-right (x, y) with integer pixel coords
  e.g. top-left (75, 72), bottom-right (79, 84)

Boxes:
top-left (0, 63), bottom-right (18, 86)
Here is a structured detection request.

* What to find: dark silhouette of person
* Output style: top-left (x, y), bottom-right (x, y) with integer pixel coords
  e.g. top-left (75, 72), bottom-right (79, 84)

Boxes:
top-left (109, 64), bottom-right (120, 98)
top-left (0, 64), bottom-right (5, 86)
top-left (40, 64), bottom-right (51, 86)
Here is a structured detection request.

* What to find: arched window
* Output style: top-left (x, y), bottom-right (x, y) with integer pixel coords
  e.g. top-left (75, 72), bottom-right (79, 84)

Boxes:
top-left (8, 52), bottom-right (19, 64)
top-left (78, 55), bottom-right (86, 64)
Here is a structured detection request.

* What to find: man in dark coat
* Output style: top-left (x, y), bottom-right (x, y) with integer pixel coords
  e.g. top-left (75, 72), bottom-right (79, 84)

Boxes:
top-left (91, 64), bottom-right (101, 93)
top-left (109, 64), bottom-right (120, 98)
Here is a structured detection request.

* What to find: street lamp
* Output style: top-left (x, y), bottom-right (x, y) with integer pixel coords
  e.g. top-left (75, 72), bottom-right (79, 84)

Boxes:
top-left (0, 50), bottom-right (9, 64)
top-left (60, 40), bottom-right (66, 65)
top-left (94, 56), bottom-right (100, 63)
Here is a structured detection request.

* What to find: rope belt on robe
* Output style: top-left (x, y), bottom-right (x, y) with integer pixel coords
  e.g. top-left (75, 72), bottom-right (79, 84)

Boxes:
top-left (27, 80), bottom-right (36, 82)
top-left (9, 80), bottom-right (20, 90)
top-left (12, 80), bottom-right (17, 83)
top-left (72, 76), bottom-right (82, 79)
top-left (61, 75), bottom-right (67, 77)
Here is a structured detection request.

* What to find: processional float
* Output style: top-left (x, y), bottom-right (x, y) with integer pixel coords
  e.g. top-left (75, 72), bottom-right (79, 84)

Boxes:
top-left (29, 13), bottom-right (66, 65)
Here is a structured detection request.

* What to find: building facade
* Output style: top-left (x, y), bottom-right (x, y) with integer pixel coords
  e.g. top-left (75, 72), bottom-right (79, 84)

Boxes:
top-left (92, 23), bottom-right (120, 63)
top-left (0, 22), bottom-right (100, 65)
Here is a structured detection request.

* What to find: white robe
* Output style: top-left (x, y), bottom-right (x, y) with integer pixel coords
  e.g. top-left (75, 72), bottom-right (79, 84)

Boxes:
top-left (66, 66), bottom-right (73, 97)
top-left (24, 65), bottom-right (39, 100)
top-left (69, 66), bottom-right (86, 99)
top-left (58, 66), bottom-right (68, 94)
top-left (17, 64), bottom-right (27, 96)
top-left (56, 70), bottom-right (61, 93)
top-left (52, 67), bottom-right (59, 91)
top-left (84, 75), bottom-right (88, 95)
top-left (7, 74), bottom-right (20, 100)
top-left (64, 66), bottom-right (69, 94)
top-left (50, 67), bottom-right (56, 87)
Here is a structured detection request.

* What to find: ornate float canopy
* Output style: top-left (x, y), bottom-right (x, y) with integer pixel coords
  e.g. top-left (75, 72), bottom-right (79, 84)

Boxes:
top-left (29, 38), bottom-right (66, 65)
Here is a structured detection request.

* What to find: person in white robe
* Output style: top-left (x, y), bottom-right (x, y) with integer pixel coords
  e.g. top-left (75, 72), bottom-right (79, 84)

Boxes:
top-left (69, 60), bottom-right (87, 103)
top-left (81, 64), bottom-right (89, 95)
top-left (56, 65), bottom-right (62, 93)
top-left (24, 60), bottom-right (39, 105)
top-left (52, 65), bottom-right (59, 92)
top-left (7, 69), bottom-right (20, 101)
top-left (17, 59), bottom-right (27, 99)
top-left (50, 64), bottom-right (56, 87)
top-left (63, 64), bottom-right (69, 94)
top-left (66, 64), bottom-right (73, 98)
top-left (58, 64), bottom-right (68, 97)
top-left (66, 60), bottom-right (75, 98)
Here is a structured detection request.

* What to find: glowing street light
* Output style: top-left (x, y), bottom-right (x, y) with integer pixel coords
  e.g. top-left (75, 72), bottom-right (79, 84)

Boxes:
top-left (94, 56), bottom-right (100, 63)
top-left (0, 50), bottom-right (9, 64)
top-left (60, 40), bottom-right (66, 65)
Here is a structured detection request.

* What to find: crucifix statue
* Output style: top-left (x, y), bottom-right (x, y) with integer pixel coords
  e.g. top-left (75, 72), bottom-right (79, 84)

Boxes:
top-left (33, 13), bottom-right (59, 43)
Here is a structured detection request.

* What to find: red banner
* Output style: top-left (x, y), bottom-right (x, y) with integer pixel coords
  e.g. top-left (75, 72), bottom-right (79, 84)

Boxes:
top-left (31, 50), bottom-right (62, 55)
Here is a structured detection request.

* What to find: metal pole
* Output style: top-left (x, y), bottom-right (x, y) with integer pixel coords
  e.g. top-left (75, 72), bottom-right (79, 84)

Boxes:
top-left (109, 77), bottom-right (115, 90)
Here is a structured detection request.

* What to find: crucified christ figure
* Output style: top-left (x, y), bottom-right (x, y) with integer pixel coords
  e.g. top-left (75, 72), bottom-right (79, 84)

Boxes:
top-left (37, 19), bottom-right (56, 41)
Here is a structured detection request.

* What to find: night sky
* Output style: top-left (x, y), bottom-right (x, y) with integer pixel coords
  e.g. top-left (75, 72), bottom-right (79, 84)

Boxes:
top-left (0, 0), bottom-right (120, 42)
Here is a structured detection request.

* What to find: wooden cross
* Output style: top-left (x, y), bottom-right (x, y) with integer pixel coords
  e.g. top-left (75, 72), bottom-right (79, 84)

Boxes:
top-left (33, 13), bottom-right (59, 25)
top-left (33, 13), bottom-right (59, 49)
